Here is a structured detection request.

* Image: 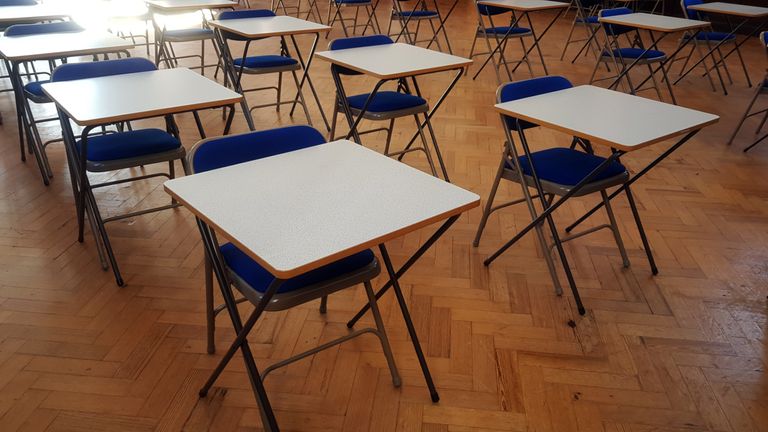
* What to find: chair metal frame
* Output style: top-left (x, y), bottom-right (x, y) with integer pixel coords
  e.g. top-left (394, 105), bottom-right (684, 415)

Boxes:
top-left (271, 0), bottom-right (324, 24)
top-left (728, 32), bottom-right (768, 152)
top-left (327, 0), bottom-right (382, 37)
top-left (560, 0), bottom-right (602, 62)
top-left (387, 0), bottom-right (454, 54)
top-left (150, 6), bottom-right (226, 76)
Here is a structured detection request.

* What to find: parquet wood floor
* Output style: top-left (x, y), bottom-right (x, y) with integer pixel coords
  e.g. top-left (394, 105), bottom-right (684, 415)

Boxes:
top-left (0, 1), bottom-right (766, 430)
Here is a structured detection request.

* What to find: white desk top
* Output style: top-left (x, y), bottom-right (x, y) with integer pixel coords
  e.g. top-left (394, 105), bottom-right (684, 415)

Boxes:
top-left (687, 2), bottom-right (768, 18)
top-left (476, 0), bottom-right (569, 11)
top-left (599, 12), bottom-right (710, 32)
top-left (42, 67), bottom-right (242, 126)
top-left (0, 5), bottom-right (68, 24)
top-left (146, 0), bottom-right (238, 12)
top-left (208, 15), bottom-right (331, 38)
top-left (315, 43), bottom-right (472, 79)
top-left (164, 140), bottom-right (479, 278)
top-left (0, 31), bottom-right (134, 62)
top-left (494, 85), bottom-right (719, 151)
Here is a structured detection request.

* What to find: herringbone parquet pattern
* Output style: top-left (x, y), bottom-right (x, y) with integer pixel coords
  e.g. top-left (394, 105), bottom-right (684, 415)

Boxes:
top-left (0, 1), bottom-right (766, 430)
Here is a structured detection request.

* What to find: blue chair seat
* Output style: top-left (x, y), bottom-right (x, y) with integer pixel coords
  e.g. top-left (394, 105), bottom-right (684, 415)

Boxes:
top-left (76, 129), bottom-right (181, 162)
top-left (221, 243), bottom-right (376, 294)
top-left (347, 91), bottom-right (426, 113)
top-left (507, 147), bottom-right (627, 187)
top-left (683, 31), bottom-right (735, 41)
top-left (603, 47), bottom-right (665, 60)
top-left (480, 26), bottom-right (531, 35)
top-left (394, 10), bottom-right (438, 18)
top-left (233, 55), bottom-right (298, 69)
top-left (576, 16), bottom-right (599, 24)
top-left (24, 80), bottom-right (49, 98)
top-left (164, 28), bottom-right (213, 40)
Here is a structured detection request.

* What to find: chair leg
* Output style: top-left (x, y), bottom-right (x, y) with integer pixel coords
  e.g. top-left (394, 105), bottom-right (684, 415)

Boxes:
top-left (363, 280), bottom-right (401, 387)
top-left (383, 118), bottom-right (395, 156)
top-left (290, 69), bottom-right (312, 124)
top-left (601, 190), bottom-right (630, 268)
top-left (624, 185), bottom-right (657, 275)
top-left (473, 153), bottom-right (506, 247)
top-left (319, 295), bottom-right (328, 313)
top-left (560, 18), bottom-right (579, 61)
top-left (205, 253), bottom-right (216, 354)
top-left (276, 72), bottom-right (283, 112)
top-left (412, 114), bottom-right (438, 177)
top-left (727, 80), bottom-right (763, 145)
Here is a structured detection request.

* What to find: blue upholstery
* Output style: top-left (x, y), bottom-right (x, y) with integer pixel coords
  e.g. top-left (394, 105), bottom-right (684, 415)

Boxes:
top-left (600, 7), bottom-right (634, 36)
top-left (233, 55), bottom-right (297, 69)
top-left (52, 58), bottom-right (156, 82)
top-left (479, 26), bottom-right (531, 35)
top-left (499, 76), bottom-right (573, 131)
top-left (164, 28), bottom-right (213, 40)
top-left (394, 9), bottom-right (438, 18)
top-left (477, 4), bottom-right (508, 16)
top-left (761, 31), bottom-right (767, 47)
top-left (683, 31), bottom-right (735, 41)
top-left (576, 15), bottom-right (599, 24)
top-left (510, 147), bottom-right (627, 186)
top-left (76, 129), bottom-right (181, 162)
top-left (330, 35), bottom-right (393, 75)
top-left (4, 21), bottom-right (82, 36)
top-left (346, 91), bottom-right (426, 112)
top-left (219, 9), bottom-right (275, 19)
top-left (604, 47), bottom-right (666, 60)
top-left (221, 244), bottom-right (375, 294)
top-left (191, 125), bottom-right (326, 173)
top-left (23, 80), bottom-right (48, 98)
top-left (0, 0), bottom-right (38, 5)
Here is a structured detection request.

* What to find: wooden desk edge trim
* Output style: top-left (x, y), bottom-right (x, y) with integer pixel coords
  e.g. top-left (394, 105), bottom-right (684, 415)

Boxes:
top-left (475, 2), bottom-right (569, 11)
top-left (164, 183), bottom-right (480, 279)
top-left (3, 45), bottom-right (136, 63)
top-left (685, 5), bottom-right (768, 17)
top-left (314, 53), bottom-right (472, 80)
top-left (43, 94), bottom-right (243, 127)
top-left (597, 18), bottom-right (710, 32)
top-left (493, 105), bottom-right (720, 151)
top-left (208, 22), bottom-right (331, 38)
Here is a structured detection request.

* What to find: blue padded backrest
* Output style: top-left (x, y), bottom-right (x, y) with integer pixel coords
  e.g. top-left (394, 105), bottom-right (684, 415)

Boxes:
top-left (0, 0), bottom-right (38, 6)
top-left (681, 0), bottom-right (705, 20)
top-left (191, 125), bottom-right (326, 173)
top-left (218, 9), bottom-right (275, 41)
top-left (600, 7), bottom-right (633, 36)
top-left (477, 2), bottom-right (507, 16)
top-left (498, 76), bottom-right (573, 131)
top-left (4, 21), bottom-right (83, 36)
top-left (51, 57), bottom-right (156, 82)
top-left (762, 31), bottom-right (767, 48)
top-left (330, 35), bottom-right (393, 75)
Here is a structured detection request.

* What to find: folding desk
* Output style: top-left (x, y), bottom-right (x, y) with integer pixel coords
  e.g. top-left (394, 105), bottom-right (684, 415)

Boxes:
top-left (0, 4), bottom-right (68, 26)
top-left (42, 67), bottom-right (244, 286)
top-left (677, 2), bottom-right (768, 94)
top-left (473, 0), bottom-right (569, 80)
top-left (0, 31), bottom-right (134, 184)
top-left (597, 12), bottom-right (710, 105)
top-left (489, 85), bottom-right (718, 314)
top-left (208, 15), bottom-right (331, 130)
top-left (315, 42), bottom-right (472, 181)
top-left (145, 0), bottom-right (237, 68)
top-left (389, 0), bottom-right (459, 54)
top-left (164, 139), bottom-right (479, 432)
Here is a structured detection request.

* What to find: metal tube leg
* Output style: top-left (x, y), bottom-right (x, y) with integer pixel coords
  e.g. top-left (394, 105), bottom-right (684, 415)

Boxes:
top-left (727, 76), bottom-right (764, 145)
top-left (363, 280), bottom-right (401, 387)
top-left (473, 154), bottom-right (506, 247)
top-left (601, 190), bottom-right (630, 268)
top-left (378, 244), bottom-right (439, 402)
top-left (319, 295), bottom-right (328, 314)
top-left (205, 253), bottom-right (216, 354)
top-left (624, 186), bottom-right (657, 275)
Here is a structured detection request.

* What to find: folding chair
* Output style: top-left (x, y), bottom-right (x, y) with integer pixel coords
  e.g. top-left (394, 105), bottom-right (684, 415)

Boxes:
top-left (216, 9), bottom-right (313, 124)
top-left (475, 76), bottom-right (633, 315)
top-left (107, 0), bottom-right (153, 57)
top-left (4, 21), bottom-right (87, 184)
top-left (271, 0), bottom-right (323, 23)
top-left (0, 0), bottom-right (45, 97)
top-left (468, 1), bottom-right (533, 84)
top-left (387, 0), bottom-right (452, 54)
top-left (678, 0), bottom-right (748, 91)
top-left (190, 126), bottom-right (401, 431)
top-left (327, 0), bottom-right (381, 37)
top-left (152, 8), bottom-right (222, 76)
top-left (328, 35), bottom-right (440, 177)
top-left (52, 58), bottom-right (189, 286)
top-left (589, 7), bottom-right (670, 101)
top-left (560, 0), bottom-right (602, 62)
top-left (728, 32), bottom-right (768, 152)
